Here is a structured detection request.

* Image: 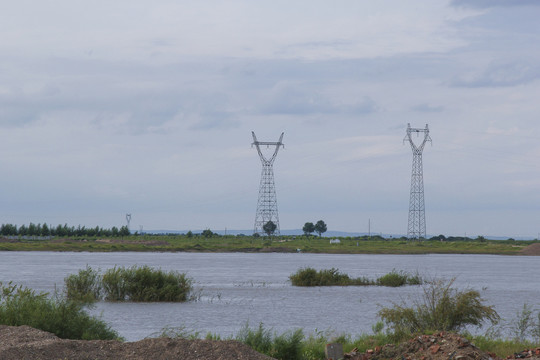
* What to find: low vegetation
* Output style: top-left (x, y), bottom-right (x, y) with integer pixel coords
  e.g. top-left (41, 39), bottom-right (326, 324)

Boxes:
top-left (0, 221), bottom-right (537, 255)
top-left (0, 282), bottom-right (119, 340)
top-left (378, 278), bottom-right (500, 340)
top-left (289, 267), bottom-right (422, 287)
top-left (65, 265), bottom-right (192, 302)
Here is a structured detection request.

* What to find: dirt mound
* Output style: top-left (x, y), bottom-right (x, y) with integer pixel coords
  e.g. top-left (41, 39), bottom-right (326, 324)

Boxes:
top-left (0, 325), bottom-right (275, 360)
top-left (346, 332), bottom-right (540, 360)
top-left (520, 243), bottom-right (540, 256)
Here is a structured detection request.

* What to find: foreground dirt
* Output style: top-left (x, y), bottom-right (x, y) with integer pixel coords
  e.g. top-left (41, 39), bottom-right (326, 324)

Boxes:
top-left (0, 325), bottom-right (275, 360)
top-left (3, 326), bottom-right (540, 360)
top-left (346, 332), bottom-right (540, 360)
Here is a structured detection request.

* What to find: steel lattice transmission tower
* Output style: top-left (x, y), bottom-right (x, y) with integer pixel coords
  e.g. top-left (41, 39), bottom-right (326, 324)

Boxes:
top-left (252, 131), bottom-right (284, 236)
top-left (403, 123), bottom-right (432, 240)
top-left (125, 214), bottom-right (131, 231)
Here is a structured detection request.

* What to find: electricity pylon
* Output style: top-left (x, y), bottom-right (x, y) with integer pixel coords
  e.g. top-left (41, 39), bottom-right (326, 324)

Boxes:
top-left (252, 131), bottom-right (284, 236)
top-left (126, 214), bottom-right (131, 231)
top-left (403, 123), bottom-right (431, 240)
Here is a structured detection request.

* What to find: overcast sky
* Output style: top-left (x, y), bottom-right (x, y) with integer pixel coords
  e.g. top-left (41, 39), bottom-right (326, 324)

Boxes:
top-left (1, 0), bottom-right (540, 238)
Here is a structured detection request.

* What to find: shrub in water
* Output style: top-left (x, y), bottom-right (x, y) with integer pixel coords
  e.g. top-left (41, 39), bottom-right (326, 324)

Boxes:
top-left (289, 267), bottom-right (352, 286)
top-left (103, 265), bottom-right (192, 302)
top-left (378, 278), bottom-right (499, 340)
top-left (65, 265), bottom-right (193, 302)
top-left (290, 268), bottom-right (421, 287)
top-left (64, 265), bottom-right (101, 303)
top-left (0, 282), bottom-right (119, 340)
top-left (376, 269), bottom-right (421, 287)
top-left (102, 266), bottom-right (128, 301)
top-left (123, 265), bottom-right (191, 302)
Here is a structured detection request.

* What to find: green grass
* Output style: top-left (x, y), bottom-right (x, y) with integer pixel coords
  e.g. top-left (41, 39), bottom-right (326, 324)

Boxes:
top-left (0, 234), bottom-right (532, 255)
top-left (0, 281), bottom-right (119, 340)
top-left (65, 265), bottom-right (192, 302)
top-left (377, 269), bottom-right (422, 287)
top-left (64, 265), bottom-right (101, 303)
top-left (289, 267), bottom-right (422, 287)
top-left (465, 335), bottom-right (540, 358)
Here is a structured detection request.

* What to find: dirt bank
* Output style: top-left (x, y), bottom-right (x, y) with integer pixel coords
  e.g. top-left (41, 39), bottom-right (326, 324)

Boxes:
top-left (346, 332), bottom-right (540, 360)
top-left (0, 325), bottom-right (275, 360)
top-left (520, 242), bottom-right (540, 256)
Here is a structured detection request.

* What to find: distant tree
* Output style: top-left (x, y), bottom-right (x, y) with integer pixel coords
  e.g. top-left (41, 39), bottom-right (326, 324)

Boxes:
top-left (18, 224), bottom-right (28, 236)
top-left (186, 230), bottom-right (193, 238)
top-left (1, 224), bottom-right (17, 236)
top-left (314, 220), bottom-right (327, 237)
top-left (28, 223), bottom-right (38, 236)
top-left (119, 226), bottom-right (130, 237)
top-left (202, 229), bottom-right (214, 238)
top-left (41, 223), bottom-right (50, 237)
top-left (302, 222), bottom-right (315, 236)
top-left (111, 226), bottom-right (119, 237)
top-left (263, 221), bottom-right (277, 237)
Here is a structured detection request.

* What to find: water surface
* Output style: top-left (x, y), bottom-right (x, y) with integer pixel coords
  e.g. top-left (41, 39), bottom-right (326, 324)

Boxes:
top-left (0, 252), bottom-right (538, 341)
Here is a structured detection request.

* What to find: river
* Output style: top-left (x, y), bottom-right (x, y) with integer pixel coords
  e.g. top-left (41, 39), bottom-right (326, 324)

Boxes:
top-left (0, 252), bottom-right (538, 341)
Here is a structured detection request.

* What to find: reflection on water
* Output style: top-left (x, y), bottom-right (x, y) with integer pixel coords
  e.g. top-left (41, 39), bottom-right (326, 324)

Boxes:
top-left (0, 251), bottom-right (538, 341)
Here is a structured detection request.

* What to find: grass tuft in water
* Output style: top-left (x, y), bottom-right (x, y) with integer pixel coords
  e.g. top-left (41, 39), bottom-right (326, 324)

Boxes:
top-left (65, 265), bottom-right (192, 302)
top-left (289, 267), bottom-right (421, 287)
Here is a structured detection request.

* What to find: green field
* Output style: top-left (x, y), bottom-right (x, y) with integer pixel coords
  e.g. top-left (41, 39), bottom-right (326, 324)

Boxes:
top-left (0, 234), bottom-right (534, 255)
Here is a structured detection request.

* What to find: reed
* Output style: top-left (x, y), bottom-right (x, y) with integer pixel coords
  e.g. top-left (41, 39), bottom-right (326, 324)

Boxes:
top-left (289, 267), bottom-right (421, 287)
top-left (0, 282), bottom-right (119, 340)
top-left (65, 265), bottom-right (192, 302)
top-left (64, 265), bottom-right (101, 303)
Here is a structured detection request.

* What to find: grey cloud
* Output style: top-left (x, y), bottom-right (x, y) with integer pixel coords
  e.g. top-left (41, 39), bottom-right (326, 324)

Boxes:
top-left (261, 85), bottom-right (376, 116)
top-left (412, 104), bottom-right (444, 113)
top-left (277, 39), bottom-right (354, 57)
top-left (451, 61), bottom-right (540, 88)
top-left (451, 0), bottom-right (540, 8)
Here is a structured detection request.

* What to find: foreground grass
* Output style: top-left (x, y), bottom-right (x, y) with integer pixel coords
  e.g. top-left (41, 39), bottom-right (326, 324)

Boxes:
top-left (0, 282), bottom-right (119, 340)
top-left (155, 323), bottom-right (540, 360)
top-left (0, 235), bottom-right (532, 255)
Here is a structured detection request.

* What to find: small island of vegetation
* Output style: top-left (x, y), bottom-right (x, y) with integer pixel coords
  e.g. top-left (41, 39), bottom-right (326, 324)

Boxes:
top-left (289, 267), bottom-right (422, 287)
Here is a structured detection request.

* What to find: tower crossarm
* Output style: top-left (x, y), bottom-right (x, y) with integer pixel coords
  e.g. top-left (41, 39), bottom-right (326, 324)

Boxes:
top-left (252, 131), bottom-right (284, 164)
top-left (403, 123), bottom-right (432, 153)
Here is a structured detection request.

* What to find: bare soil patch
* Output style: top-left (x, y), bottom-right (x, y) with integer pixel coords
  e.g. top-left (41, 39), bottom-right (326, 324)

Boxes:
top-left (95, 238), bottom-right (170, 246)
top-left (0, 325), bottom-right (275, 360)
top-left (346, 333), bottom-right (540, 360)
top-left (520, 243), bottom-right (540, 256)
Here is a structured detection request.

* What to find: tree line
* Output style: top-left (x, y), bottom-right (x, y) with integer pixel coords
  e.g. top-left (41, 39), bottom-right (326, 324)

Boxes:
top-left (0, 223), bottom-right (130, 237)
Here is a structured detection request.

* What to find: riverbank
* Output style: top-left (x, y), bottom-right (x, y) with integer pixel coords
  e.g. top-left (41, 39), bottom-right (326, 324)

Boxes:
top-left (2, 325), bottom-right (539, 360)
top-left (0, 235), bottom-right (538, 255)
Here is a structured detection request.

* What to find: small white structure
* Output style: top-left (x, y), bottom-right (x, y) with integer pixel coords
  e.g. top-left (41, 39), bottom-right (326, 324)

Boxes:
top-left (329, 239), bottom-right (340, 244)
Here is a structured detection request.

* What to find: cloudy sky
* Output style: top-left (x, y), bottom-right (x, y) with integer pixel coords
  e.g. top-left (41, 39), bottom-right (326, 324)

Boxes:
top-left (1, 0), bottom-right (540, 238)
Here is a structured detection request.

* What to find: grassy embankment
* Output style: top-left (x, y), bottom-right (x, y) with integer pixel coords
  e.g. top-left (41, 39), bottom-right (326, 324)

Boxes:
top-left (0, 234), bottom-right (533, 254)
